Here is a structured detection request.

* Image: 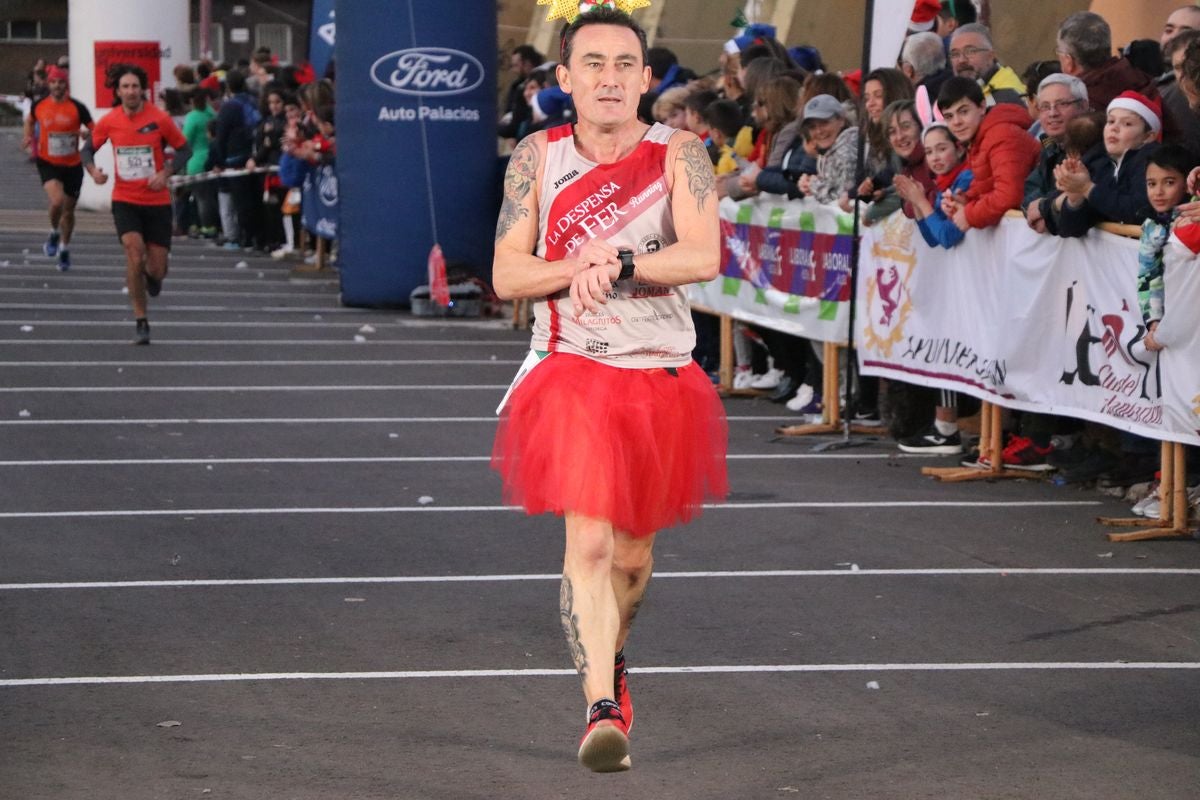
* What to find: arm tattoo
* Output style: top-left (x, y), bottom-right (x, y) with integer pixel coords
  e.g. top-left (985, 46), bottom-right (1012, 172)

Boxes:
top-left (495, 137), bottom-right (539, 242)
top-left (559, 576), bottom-right (589, 685)
top-left (679, 137), bottom-right (717, 213)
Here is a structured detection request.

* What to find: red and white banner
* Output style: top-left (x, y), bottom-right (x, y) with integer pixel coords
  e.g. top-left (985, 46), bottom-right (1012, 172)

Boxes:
top-left (857, 214), bottom-right (1200, 446)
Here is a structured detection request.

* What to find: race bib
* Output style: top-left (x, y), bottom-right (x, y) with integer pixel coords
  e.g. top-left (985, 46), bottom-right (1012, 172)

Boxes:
top-left (115, 145), bottom-right (155, 180)
top-left (47, 132), bottom-right (78, 158)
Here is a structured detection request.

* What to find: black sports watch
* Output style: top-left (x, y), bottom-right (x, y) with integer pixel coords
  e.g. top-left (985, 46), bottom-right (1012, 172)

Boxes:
top-left (617, 248), bottom-right (636, 281)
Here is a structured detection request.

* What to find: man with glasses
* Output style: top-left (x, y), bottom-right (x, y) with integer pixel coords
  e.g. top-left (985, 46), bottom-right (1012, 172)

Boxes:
top-left (947, 23), bottom-right (1025, 106)
top-left (1021, 73), bottom-right (1089, 235)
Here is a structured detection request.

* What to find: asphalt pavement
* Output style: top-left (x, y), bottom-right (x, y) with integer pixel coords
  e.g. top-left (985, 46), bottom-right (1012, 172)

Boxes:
top-left (0, 128), bottom-right (1198, 800)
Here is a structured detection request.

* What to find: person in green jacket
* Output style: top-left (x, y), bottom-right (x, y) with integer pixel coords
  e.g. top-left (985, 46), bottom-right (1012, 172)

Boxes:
top-left (181, 87), bottom-right (217, 237)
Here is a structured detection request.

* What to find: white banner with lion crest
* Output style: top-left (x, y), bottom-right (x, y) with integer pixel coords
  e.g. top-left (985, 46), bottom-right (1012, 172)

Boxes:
top-left (857, 214), bottom-right (1200, 447)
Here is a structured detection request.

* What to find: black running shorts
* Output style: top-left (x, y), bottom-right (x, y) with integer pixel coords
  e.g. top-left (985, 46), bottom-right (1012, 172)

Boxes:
top-left (35, 159), bottom-right (84, 198)
top-left (112, 201), bottom-right (173, 249)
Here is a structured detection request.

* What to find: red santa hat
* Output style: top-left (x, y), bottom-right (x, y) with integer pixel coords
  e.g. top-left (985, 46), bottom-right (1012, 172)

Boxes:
top-left (1107, 91), bottom-right (1162, 135)
top-left (909, 0), bottom-right (942, 32)
top-left (46, 65), bottom-right (69, 82)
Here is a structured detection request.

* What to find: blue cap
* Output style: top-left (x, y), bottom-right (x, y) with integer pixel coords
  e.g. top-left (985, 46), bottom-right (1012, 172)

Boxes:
top-left (731, 23), bottom-right (777, 52)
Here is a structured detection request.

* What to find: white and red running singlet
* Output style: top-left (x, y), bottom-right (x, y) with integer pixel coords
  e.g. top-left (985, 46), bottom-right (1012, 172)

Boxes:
top-left (531, 122), bottom-right (697, 369)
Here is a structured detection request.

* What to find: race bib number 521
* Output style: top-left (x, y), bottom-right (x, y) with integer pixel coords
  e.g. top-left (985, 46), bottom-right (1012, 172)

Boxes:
top-left (115, 145), bottom-right (155, 180)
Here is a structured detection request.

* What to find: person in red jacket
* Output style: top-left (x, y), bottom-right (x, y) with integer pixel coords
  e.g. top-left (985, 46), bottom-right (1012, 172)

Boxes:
top-left (936, 76), bottom-right (1040, 231)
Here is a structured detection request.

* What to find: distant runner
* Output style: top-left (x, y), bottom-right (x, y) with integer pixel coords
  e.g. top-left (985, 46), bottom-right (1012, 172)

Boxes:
top-left (82, 64), bottom-right (190, 345)
top-left (23, 65), bottom-right (92, 271)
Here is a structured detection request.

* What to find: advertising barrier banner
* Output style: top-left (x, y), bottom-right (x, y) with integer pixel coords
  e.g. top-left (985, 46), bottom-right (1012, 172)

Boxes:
top-left (857, 214), bottom-right (1200, 446)
top-left (688, 195), bottom-right (854, 341)
top-left (336, 0), bottom-right (497, 306)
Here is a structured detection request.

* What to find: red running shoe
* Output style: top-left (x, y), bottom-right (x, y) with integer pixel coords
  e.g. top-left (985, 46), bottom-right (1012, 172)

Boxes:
top-left (614, 651), bottom-right (633, 733)
top-left (578, 699), bottom-right (630, 773)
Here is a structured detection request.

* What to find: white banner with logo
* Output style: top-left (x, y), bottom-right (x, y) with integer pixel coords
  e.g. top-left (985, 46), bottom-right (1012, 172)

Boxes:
top-left (688, 195), bottom-right (854, 341)
top-left (857, 214), bottom-right (1200, 446)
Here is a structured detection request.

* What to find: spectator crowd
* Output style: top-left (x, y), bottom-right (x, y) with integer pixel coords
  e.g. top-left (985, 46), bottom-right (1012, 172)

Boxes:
top-left (497, 2), bottom-right (1200, 517)
top-left (24, 48), bottom-right (338, 262)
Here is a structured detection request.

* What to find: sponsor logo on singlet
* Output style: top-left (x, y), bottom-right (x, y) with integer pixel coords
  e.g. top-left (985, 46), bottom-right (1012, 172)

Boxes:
top-left (638, 233), bottom-right (664, 253)
top-left (136, 122), bottom-right (159, 134)
top-left (552, 169), bottom-right (579, 190)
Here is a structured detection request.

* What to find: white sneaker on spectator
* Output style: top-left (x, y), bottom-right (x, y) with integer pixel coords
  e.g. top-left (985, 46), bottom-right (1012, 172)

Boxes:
top-left (271, 244), bottom-right (294, 260)
top-left (749, 368), bottom-right (783, 390)
top-left (1130, 481), bottom-right (1159, 517)
top-left (785, 384), bottom-right (815, 412)
top-left (732, 370), bottom-right (755, 390)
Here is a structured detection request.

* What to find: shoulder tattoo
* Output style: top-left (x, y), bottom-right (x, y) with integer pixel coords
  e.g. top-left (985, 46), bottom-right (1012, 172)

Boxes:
top-left (495, 137), bottom-right (539, 243)
top-left (679, 136), bottom-right (716, 213)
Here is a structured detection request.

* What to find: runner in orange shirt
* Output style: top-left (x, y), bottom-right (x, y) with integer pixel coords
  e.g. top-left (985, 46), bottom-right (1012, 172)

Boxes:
top-left (22, 65), bottom-right (93, 271)
top-left (82, 64), bottom-right (190, 345)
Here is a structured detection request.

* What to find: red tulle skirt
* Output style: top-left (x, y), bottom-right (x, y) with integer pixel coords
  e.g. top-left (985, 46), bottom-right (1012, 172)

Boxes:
top-left (492, 354), bottom-right (728, 537)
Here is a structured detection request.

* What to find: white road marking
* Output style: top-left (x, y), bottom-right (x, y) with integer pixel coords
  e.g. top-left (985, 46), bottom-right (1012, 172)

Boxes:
top-left (0, 415), bottom-right (804, 425)
top-left (0, 501), bottom-right (1103, 519)
top-left (0, 360), bottom-right (523, 367)
top-left (4, 662), bottom-right (1198, 688)
top-left (0, 453), bottom-right (929, 466)
top-left (1, 568), bottom-right (1195, 591)
top-left (0, 384), bottom-right (510, 392)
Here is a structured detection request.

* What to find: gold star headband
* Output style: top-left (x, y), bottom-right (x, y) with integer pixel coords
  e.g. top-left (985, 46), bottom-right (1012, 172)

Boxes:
top-left (538, 0), bottom-right (651, 23)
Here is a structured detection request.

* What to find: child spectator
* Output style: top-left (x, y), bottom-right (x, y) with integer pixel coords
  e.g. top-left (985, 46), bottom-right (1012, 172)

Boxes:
top-left (1055, 91), bottom-right (1161, 237)
top-left (703, 99), bottom-right (743, 177)
top-left (683, 87), bottom-right (718, 141)
top-left (1039, 110), bottom-right (1106, 232)
top-left (936, 76), bottom-right (1040, 231)
top-left (895, 123), bottom-right (973, 249)
top-left (1140, 145), bottom-right (1199, 351)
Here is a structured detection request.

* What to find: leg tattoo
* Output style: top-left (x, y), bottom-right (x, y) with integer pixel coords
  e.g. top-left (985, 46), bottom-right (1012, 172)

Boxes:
top-left (560, 576), bottom-right (589, 685)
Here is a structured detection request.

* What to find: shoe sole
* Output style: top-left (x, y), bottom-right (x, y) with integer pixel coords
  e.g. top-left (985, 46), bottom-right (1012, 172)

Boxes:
top-left (1005, 463), bottom-right (1055, 472)
top-left (897, 443), bottom-right (963, 455)
top-left (578, 723), bottom-right (630, 773)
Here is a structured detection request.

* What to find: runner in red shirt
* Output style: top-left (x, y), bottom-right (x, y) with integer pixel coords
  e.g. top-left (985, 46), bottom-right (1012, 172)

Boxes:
top-left (82, 64), bottom-right (190, 344)
top-left (22, 65), bottom-right (92, 271)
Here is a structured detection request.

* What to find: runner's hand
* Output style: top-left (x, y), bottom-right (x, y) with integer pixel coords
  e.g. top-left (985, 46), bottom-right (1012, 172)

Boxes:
top-left (89, 166), bottom-right (109, 185)
top-left (569, 262), bottom-right (619, 316)
top-left (572, 239), bottom-right (620, 272)
top-left (147, 171), bottom-right (169, 192)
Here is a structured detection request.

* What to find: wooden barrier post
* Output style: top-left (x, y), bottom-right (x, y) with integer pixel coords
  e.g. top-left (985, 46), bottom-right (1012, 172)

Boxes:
top-left (775, 341), bottom-right (883, 437)
top-left (1103, 441), bottom-right (1196, 542)
top-left (920, 401), bottom-right (1027, 482)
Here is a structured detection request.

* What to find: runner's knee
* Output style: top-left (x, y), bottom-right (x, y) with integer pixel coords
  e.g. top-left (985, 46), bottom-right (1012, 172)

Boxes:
top-left (612, 538), bottom-right (654, 583)
top-left (565, 517), bottom-right (616, 570)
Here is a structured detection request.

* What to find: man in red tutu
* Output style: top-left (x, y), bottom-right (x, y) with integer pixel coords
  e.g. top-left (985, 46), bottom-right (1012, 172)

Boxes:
top-left (491, 1), bottom-right (728, 774)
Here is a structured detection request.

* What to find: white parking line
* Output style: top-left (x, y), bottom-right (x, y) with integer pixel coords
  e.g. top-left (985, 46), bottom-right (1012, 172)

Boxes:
top-left (4, 661), bottom-right (1198, 688)
top-left (0, 501), bottom-right (1102, 519)
top-left (1, 568), bottom-right (1195, 591)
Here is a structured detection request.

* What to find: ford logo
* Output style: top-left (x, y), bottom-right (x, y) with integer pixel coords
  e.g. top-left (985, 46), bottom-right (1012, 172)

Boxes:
top-left (370, 47), bottom-right (484, 97)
